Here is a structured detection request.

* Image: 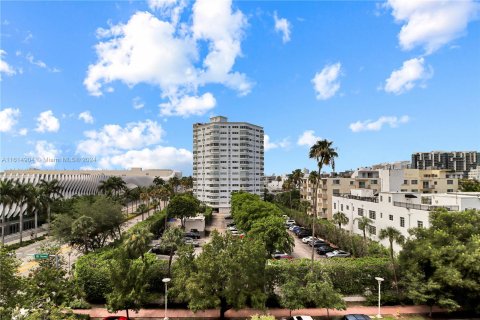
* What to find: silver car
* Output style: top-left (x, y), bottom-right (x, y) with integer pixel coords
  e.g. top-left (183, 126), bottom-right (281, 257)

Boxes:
top-left (326, 250), bottom-right (351, 258)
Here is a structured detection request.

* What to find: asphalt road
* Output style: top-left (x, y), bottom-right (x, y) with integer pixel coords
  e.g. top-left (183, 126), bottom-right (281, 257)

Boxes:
top-left (15, 203), bottom-right (163, 276)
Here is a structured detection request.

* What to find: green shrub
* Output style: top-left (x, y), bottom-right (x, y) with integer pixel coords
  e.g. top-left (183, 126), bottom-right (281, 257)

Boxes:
top-left (68, 298), bottom-right (91, 309)
top-left (204, 206), bottom-right (213, 225)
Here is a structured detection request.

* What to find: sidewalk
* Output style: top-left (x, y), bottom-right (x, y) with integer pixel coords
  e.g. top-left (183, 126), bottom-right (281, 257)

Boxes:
top-left (74, 305), bottom-right (444, 318)
top-left (3, 228), bottom-right (48, 245)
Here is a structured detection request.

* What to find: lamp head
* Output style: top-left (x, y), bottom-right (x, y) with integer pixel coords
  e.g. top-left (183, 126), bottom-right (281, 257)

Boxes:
top-left (162, 278), bottom-right (171, 283)
top-left (375, 277), bottom-right (384, 282)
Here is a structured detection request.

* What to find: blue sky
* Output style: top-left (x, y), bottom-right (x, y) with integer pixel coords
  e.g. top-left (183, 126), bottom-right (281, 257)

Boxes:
top-left (1, 0), bottom-right (479, 176)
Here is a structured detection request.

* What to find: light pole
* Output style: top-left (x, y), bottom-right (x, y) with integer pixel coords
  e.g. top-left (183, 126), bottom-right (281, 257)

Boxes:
top-left (162, 277), bottom-right (171, 320)
top-left (375, 277), bottom-right (384, 318)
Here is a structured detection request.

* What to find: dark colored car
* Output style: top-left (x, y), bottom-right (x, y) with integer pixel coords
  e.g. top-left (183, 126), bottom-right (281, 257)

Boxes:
top-left (342, 315), bottom-right (371, 320)
top-left (185, 231), bottom-right (201, 239)
top-left (227, 222), bottom-right (236, 227)
top-left (272, 251), bottom-right (293, 260)
top-left (310, 240), bottom-right (328, 248)
top-left (293, 227), bottom-right (307, 235)
top-left (103, 316), bottom-right (128, 320)
top-left (316, 245), bottom-right (334, 255)
top-left (149, 244), bottom-right (175, 255)
top-left (297, 230), bottom-right (312, 238)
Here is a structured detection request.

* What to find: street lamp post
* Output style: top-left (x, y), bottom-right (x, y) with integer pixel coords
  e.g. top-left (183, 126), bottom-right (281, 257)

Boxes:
top-left (162, 277), bottom-right (171, 320)
top-left (375, 277), bottom-right (384, 318)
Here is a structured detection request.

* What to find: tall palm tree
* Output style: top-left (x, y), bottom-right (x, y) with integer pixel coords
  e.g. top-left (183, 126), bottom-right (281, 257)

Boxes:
top-left (282, 178), bottom-right (294, 209)
top-left (0, 179), bottom-right (15, 245)
top-left (332, 211), bottom-right (349, 230)
top-left (136, 204), bottom-right (149, 221)
top-left (13, 182), bottom-right (29, 245)
top-left (153, 176), bottom-right (166, 187)
top-left (379, 226), bottom-right (405, 293)
top-left (124, 226), bottom-right (153, 260)
top-left (23, 183), bottom-right (45, 239)
top-left (290, 169), bottom-right (304, 191)
top-left (158, 186), bottom-right (171, 228)
top-left (355, 216), bottom-right (373, 241)
top-left (169, 176), bottom-right (180, 194)
top-left (38, 179), bottom-right (63, 234)
top-left (98, 179), bottom-right (114, 197)
top-left (309, 139), bottom-right (338, 269)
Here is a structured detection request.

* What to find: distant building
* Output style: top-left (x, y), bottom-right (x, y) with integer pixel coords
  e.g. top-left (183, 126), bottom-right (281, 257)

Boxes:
top-left (332, 190), bottom-right (480, 252)
top-left (468, 168), bottom-right (480, 180)
top-left (411, 151), bottom-right (479, 176)
top-left (193, 116), bottom-right (264, 213)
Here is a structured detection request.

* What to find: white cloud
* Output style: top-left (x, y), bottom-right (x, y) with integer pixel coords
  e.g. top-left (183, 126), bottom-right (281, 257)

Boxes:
top-left (0, 50), bottom-right (16, 77)
top-left (312, 62), bottom-right (342, 100)
top-left (35, 110), bottom-right (60, 133)
top-left (0, 108), bottom-right (21, 132)
top-left (97, 146), bottom-right (192, 170)
top-left (384, 57), bottom-right (432, 94)
top-left (386, 0), bottom-right (480, 54)
top-left (76, 120), bottom-right (164, 156)
top-left (27, 141), bottom-right (59, 168)
top-left (159, 92), bottom-right (216, 117)
top-left (273, 11), bottom-right (291, 43)
top-left (26, 53), bottom-right (61, 72)
top-left (132, 97), bottom-right (145, 109)
top-left (84, 0), bottom-right (251, 117)
top-left (147, 0), bottom-right (186, 25)
top-left (349, 115), bottom-right (410, 132)
top-left (297, 130), bottom-right (321, 147)
top-left (19, 128), bottom-right (28, 136)
top-left (78, 111), bottom-right (94, 124)
top-left (264, 134), bottom-right (290, 151)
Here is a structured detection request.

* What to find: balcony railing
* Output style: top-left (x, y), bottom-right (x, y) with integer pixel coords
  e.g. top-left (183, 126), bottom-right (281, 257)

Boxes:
top-left (336, 194), bottom-right (379, 203)
top-left (393, 201), bottom-right (458, 211)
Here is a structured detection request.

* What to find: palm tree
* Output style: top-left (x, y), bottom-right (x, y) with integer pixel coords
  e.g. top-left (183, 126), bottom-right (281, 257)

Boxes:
top-left (169, 176), bottom-right (180, 194)
top-left (309, 140), bottom-right (338, 269)
top-left (355, 216), bottom-right (373, 241)
top-left (153, 176), bottom-right (166, 187)
top-left (160, 227), bottom-right (185, 276)
top-left (37, 179), bottom-right (63, 234)
top-left (332, 211), bottom-right (349, 230)
top-left (98, 179), bottom-right (114, 197)
top-left (19, 183), bottom-right (44, 242)
top-left (124, 226), bottom-right (153, 260)
top-left (158, 186), bottom-right (171, 228)
top-left (282, 178), bottom-right (294, 209)
top-left (290, 169), bottom-right (304, 191)
top-left (136, 204), bottom-right (149, 221)
top-left (0, 179), bottom-right (15, 245)
top-left (379, 226), bottom-right (405, 293)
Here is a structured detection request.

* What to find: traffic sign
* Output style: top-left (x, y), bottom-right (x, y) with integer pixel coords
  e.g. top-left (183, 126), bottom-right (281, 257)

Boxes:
top-left (34, 253), bottom-right (49, 260)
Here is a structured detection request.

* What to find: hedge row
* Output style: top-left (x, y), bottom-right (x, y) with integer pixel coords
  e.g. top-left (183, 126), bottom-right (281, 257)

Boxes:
top-left (266, 257), bottom-right (394, 295)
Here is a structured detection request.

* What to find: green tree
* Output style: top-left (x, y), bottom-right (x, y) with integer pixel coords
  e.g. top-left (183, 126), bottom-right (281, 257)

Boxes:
top-left (21, 183), bottom-right (45, 241)
top-left (355, 216), bottom-right (373, 241)
top-left (169, 176), bottom-right (181, 194)
top-left (304, 271), bottom-right (346, 319)
top-left (290, 169), bottom-right (304, 191)
top-left (160, 226), bottom-right (185, 276)
top-left (249, 215), bottom-right (294, 255)
top-left (136, 203), bottom-right (149, 221)
top-left (0, 179), bottom-right (16, 245)
top-left (309, 140), bottom-right (338, 269)
top-left (399, 209), bottom-right (480, 313)
top-left (124, 226), bottom-right (153, 260)
top-left (106, 249), bottom-right (153, 319)
top-left (71, 215), bottom-right (96, 254)
top-left (153, 176), bottom-right (166, 186)
top-left (53, 196), bottom-right (124, 252)
top-left (167, 194), bottom-right (199, 228)
top-left (278, 272), bottom-right (306, 316)
top-left (459, 178), bottom-right (480, 192)
top-left (174, 231), bottom-right (267, 319)
top-left (38, 179), bottom-right (63, 235)
top-left (378, 226), bottom-right (405, 294)
top-left (332, 211), bottom-right (349, 230)
top-left (0, 246), bottom-right (23, 319)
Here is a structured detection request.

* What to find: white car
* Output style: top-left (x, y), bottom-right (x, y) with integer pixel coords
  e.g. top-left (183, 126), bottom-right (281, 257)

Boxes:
top-left (285, 316), bottom-right (314, 320)
top-left (302, 236), bottom-right (317, 244)
top-left (285, 219), bottom-right (296, 226)
top-left (184, 237), bottom-right (200, 247)
top-left (227, 226), bottom-right (237, 231)
top-left (326, 250), bottom-right (351, 258)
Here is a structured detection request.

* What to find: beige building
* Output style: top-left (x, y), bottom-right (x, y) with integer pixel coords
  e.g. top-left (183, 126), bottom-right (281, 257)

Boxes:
top-left (300, 168), bottom-right (459, 219)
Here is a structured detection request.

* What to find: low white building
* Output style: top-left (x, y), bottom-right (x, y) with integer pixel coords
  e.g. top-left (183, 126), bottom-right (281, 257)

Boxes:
top-left (332, 190), bottom-right (480, 252)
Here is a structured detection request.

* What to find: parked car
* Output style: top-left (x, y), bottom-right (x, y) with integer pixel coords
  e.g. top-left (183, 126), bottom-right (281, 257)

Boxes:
top-left (285, 219), bottom-right (296, 226)
top-left (284, 316), bottom-right (314, 320)
top-left (148, 245), bottom-right (174, 255)
top-left (272, 251), bottom-right (293, 260)
top-left (184, 237), bottom-right (200, 247)
top-left (293, 227), bottom-right (307, 234)
top-left (307, 237), bottom-right (323, 245)
top-left (288, 225), bottom-right (299, 231)
top-left (302, 236), bottom-right (317, 244)
top-left (226, 222), bottom-right (236, 227)
top-left (326, 250), bottom-right (351, 258)
top-left (297, 229), bottom-right (312, 238)
top-left (316, 245), bottom-right (334, 255)
top-left (184, 231), bottom-right (201, 239)
top-left (227, 226), bottom-right (237, 231)
top-left (103, 317), bottom-right (128, 320)
top-left (310, 240), bottom-right (328, 248)
top-left (341, 315), bottom-right (371, 320)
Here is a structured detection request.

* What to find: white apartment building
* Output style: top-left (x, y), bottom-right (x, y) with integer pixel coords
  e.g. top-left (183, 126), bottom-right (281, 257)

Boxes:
top-left (332, 189), bottom-right (480, 252)
top-left (193, 116), bottom-right (264, 213)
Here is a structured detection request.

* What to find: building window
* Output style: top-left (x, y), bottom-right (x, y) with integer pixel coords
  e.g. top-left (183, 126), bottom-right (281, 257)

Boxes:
top-left (371, 179), bottom-right (378, 184)
top-left (369, 225), bottom-right (376, 235)
top-left (417, 221), bottom-right (424, 228)
top-left (400, 217), bottom-right (405, 228)
top-left (447, 180), bottom-right (454, 185)
top-left (380, 195), bottom-right (383, 201)
top-left (403, 180), bottom-right (408, 184)
top-left (388, 196), bottom-right (391, 203)
top-left (350, 181), bottom-right (354, 185)
top-left (334, 203), bottom-right (336, 210)
top-left (389, 214), bottom-right (393, 221)
top-left (358, 208), bottom-right (364, 216)
top-left (411, 180), bottom-right (418, 184)
top-left (369, 210), bottom-right (376, 220)
top-left (340, 204), bottom-right (344, 211)
top-left (447, 189), bottom-right (453, 192)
